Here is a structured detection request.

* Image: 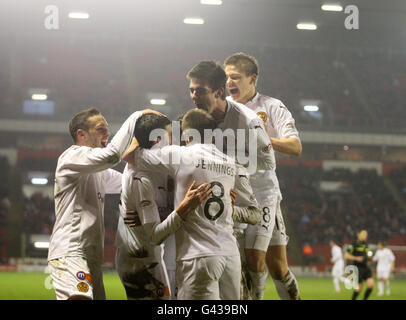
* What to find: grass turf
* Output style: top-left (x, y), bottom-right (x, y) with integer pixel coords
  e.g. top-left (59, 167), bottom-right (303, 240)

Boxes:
top-left (0, 272), bottom-right (404, 300)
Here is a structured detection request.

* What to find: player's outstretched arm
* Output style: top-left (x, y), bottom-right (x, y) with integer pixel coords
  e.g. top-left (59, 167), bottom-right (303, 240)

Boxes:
top-left (232, 167), bottom-right (262, 225)
top-left (233, 206), bottom-right (261, 225)
top-left (124, 179), bottom-right (212, 245)
top-left (120, 108), bottom-right (165, 164)
top-left (270, 137), bottom-right (302, 156)
top-left (345, 252), bottom-right (363, 262)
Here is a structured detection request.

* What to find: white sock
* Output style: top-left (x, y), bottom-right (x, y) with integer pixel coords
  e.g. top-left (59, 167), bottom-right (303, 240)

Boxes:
top-left (273, 269), bottom-right (300, 300)
top-left (248, 269), bottom-right (268, 300)
top-left (385, 280), bottom-right (390, 294)
top-left (333, 277), bottom-right (341, 292)
top-left (241, 264), bottom-right (253, 300)
top-left (378, 281), bottom-right (384, 295)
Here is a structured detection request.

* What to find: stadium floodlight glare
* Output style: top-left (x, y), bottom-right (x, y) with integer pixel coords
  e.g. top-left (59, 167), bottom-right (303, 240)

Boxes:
top-left (34, 241), bottom-right (49, 249)
top-left (321, 4), bottom-right (343, 12)
top-left (31, 94), bottom-right (48, 101)
top-left (183, 18), bottom-right (205, 25)
top-left (150, 99), bottom-right (166, 106)
top-left (296, 23), bottom-right (317, 30)
top-left (200, 0), bottom-right (222, 5)
top-left (304, 105), bottom-right (319, 112)
top-left (31, 178), bottom-right (48, 185)
top-left (68, 12), bottom-right (90, 19)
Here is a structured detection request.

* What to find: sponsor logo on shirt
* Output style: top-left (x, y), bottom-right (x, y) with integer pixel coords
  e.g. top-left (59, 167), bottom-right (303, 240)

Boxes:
top-left (76, 271), bottom-right (93, 284)
top-left (76, 271), bottom-right (86, 281)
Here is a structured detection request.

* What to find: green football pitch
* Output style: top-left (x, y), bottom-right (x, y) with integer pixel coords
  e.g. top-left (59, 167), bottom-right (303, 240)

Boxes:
top-left (0, 272), bottom-right (405, 300)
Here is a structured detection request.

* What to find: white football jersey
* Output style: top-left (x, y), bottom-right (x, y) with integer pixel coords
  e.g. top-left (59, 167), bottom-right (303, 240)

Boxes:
top-left (331, 245), bottom-right (343, 264)
top-left (220, 98), bottom-right (275, 173)
top-left (115, 164), bottom-right (179, 259)
top-left (373, 248), bottom-right (395, 270)
top-left (134, 142), bottom-right (258, 261)
top-left (48, 111), bottom-right (142, 262)
top-left (228, 93), bottom-right (300, 198)
top-left (49, 145), bottom-right (123, 261)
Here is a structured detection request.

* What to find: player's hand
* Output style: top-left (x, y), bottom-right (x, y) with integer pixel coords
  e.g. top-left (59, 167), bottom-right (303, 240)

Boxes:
top-left (356, 256), bottom-right (364, 262)
top-left (230, 189), bottom-right (237, 208)
top-left (122, 137), bottom-right (139, 164)
top-left (124, 210), bottom-right (139, 227)
top-left (176, 181), bottom-right (212, 219)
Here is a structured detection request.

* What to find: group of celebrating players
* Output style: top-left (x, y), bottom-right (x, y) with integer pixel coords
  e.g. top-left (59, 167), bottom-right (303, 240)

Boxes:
top-left (47, 52), bottom-right (303, 300)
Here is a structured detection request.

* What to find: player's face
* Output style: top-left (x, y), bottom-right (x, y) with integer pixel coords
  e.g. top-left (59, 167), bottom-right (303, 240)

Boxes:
top-left (225, 64), bottom-right (257, 104)
top-left (83, 114), bottom-right (110, 148)
top-left (358, 230), bottom-right (368, 242)
top-left (189, 78), bottom-right (217, 113)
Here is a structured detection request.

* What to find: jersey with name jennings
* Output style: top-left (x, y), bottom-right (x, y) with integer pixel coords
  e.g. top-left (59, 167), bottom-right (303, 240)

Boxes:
top-left (134, 142), bottom-right (255, 261)
top-left (227, 94), bottom-right (300, 199)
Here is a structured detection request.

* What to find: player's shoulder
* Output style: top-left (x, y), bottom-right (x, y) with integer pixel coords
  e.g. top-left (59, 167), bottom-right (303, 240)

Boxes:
top-left (255, 93), bottom-right (286, 109)
top-left (226, 96), bottom-right (259, 120)
top-left (56, 145), bottom-right (92, 168)
top-left (256, 93), bottom-right (282, 106)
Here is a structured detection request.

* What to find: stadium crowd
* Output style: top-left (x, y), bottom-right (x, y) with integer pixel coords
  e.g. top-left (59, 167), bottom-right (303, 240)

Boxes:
top-left (1, 44), bottom-right (406, 132)
top-left (389, 166), bottom-right (406, 202)
top-left (279, 165), bottom-right (406, 248)
top-left (22, 192), bottom-right (54, 235)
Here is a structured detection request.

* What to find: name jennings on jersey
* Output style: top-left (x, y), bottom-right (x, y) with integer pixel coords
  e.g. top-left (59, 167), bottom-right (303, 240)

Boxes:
top-left (195, 158), bottom-right (235, 177)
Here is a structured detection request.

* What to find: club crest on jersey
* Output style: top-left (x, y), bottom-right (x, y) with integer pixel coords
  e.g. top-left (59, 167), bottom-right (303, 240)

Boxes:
top-left (77, 282), bottom-right (89, 293)
top-left (257, 112), bottom-right (268, 124)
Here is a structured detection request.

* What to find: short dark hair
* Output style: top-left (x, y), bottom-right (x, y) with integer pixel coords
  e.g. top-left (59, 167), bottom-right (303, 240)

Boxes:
top-left (182, 109), bottom-right (217, 141)
top-left (134, 113), bottom-right (171, 149)
top-left (187, 60), bottom-right (226, 99)
top-left (224, 52), bottom-right (259, 76)
top-left (69, 107), bottom-right (101, 143)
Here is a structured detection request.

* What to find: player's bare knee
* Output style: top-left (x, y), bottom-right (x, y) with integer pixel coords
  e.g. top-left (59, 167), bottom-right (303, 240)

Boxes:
top-left (268, 265), bottom-right (288, 280)
top-left (245, 249), bottom-right (266, 272)
top-left (367, 278), bottom-right (374, 288)
top-left (266, 255), bottom-right (288, 280)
